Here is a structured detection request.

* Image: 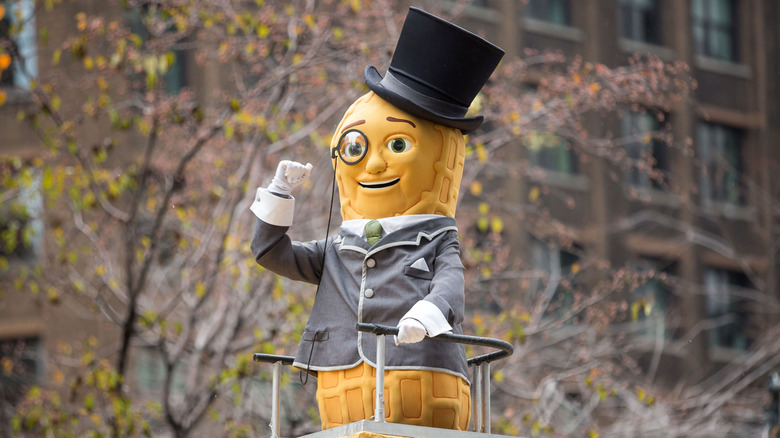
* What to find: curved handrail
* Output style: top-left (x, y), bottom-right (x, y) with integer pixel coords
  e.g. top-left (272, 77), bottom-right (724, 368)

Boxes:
top-left (253, 353), bottom-right (295, 365)
top-left (356, 323), bottom-right (514, 366)
top-left (252, 325), bottom-right (514, 435)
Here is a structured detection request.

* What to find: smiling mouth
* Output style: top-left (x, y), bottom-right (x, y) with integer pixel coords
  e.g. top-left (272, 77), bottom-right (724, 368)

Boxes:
top-left (358, 178), bottom-right (400, 189)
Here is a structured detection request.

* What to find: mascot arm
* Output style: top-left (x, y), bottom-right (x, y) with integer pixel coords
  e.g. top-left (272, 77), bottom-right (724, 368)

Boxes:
top-left (396, 234), bottom-right (464, 343)
top-left (250, 161), bottom-right (325, 284)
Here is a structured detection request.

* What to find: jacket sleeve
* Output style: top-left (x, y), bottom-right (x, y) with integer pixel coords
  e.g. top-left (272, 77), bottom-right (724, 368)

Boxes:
top-left (249, 187), bottom-right (326, 285)
top-left (424, 230), bottom-right (465, 328)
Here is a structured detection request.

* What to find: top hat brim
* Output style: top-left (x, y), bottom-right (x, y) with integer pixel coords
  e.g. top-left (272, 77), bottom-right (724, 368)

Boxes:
top-left (365, 65), bottom-right (484, 134)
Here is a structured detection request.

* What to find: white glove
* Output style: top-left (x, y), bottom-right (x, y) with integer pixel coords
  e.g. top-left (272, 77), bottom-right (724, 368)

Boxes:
top-left (267, 160), bottom-right (313, 196)
top-left (394, 318), bottom-right (427, 346)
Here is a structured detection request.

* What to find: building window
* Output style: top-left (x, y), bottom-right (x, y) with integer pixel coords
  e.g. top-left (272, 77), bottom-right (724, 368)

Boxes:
top-left (0, 0), bottom-right (37, 90)
top-left (134, 347), bottom-right (185, 398)
top-left (125, 6), bottom-right (186, 94)
top-left (622, 110), bottom-right (668, 190)
top-left (631, 258), bottom-right (675, 339)
top-left (691, 0), bottom-right (737, 61)
top-left (704, 268), bottom-right (753, 353)
top-left (697, 122), bottom-right (743, 205)
top-left (619, 0), bottom-right (661, 45)
top-left (0, 161), bottom-right (42, 259)
top-left (525, 131), bottom-right (576, 175)
top-left (0, 337), bottom-right (41, 432)
top-left (531, 237), bottom-right (580, 321)
top-left (525, 0), bottom-right (570, 26)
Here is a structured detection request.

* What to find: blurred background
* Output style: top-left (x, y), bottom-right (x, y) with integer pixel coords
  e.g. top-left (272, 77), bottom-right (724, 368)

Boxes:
top-left (0, 0), bottom-right (778, 436)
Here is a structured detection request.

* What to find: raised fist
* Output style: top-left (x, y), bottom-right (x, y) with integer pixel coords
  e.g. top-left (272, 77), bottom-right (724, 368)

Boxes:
top-left (267, 160), bottom-right (313, 196)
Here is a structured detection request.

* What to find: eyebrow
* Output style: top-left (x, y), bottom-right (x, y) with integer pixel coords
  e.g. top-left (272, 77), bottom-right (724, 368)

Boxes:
top-left (342, 120), bottom-right (365, 131)
top-left (386, 116), bottom-right (416, 128)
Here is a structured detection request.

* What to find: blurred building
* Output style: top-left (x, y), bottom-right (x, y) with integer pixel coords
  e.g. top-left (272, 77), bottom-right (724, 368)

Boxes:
top-left (433, 0), bottom-right (780, 385)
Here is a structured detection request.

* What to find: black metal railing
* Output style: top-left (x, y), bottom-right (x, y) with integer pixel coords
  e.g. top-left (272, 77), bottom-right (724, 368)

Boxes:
top-left (253, 323), bottom-right (514, 437)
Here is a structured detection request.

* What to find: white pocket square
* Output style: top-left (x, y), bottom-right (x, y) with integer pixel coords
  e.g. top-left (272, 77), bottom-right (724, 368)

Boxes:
top-left (410, 258), bottom-right (429, 272)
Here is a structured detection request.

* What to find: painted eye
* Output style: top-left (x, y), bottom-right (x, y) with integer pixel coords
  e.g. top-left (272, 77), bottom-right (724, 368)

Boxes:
top-left (387, 138), bottom-right (412, 153)
top-left (344, 142), bottom-right (365, 158)
top-left (338, 130), bottom-right (368, 164)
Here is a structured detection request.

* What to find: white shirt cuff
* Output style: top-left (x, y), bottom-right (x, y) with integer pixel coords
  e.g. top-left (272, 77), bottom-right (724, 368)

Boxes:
top-left (249, 187), bottom-right (295, 226)
top-left (400, 300), bottom-right (452, 337)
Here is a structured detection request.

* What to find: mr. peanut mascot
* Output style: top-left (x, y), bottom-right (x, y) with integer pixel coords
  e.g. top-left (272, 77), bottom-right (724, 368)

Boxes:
top-left (250, 7), bottom-right (503, 430)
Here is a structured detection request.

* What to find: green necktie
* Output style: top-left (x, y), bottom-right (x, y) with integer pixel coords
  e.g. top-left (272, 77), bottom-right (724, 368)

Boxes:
top-left (365, 220), bottom-right (383, 246)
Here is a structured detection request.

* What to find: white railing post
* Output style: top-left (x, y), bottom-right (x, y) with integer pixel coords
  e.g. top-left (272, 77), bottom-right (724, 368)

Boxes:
top-left (271, 361), bottom-right (281, 438)
top-left (375, 334), bottom-right (386, 422)
top-left (482, 362), bottom-right (491, 434)
top-left (474, 363), bottom-right (483, 431)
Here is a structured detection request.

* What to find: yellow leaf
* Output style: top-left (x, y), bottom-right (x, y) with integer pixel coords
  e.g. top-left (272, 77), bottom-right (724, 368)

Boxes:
top-left (476, 143), bottom-right (487, 163)
top-left (0, 53), bottom-right (10, 71)
top-left (478, 202), bottom-right (490, 215)
top-left (570, 262), bottom-right (580, 274)
top-left (0, 90), bottom-right (6, 107)
top-left (631, 301), bottom-right (641, 321)
top-left (95, 265), bottom-right (106, 276)
top-left (47, 287), bottom-right (60, 304)
top-left (589, 82), bottom-right (600, 93)
top-left (643, 132), bottom-right (651, 144)
top-left (491, 217), bottom-right (504, 234)
top-left (528, 186), bottom-right (540, 202)
top-left (303, 14), bottom-right (315, 29)
top-left (469, 181), bottom-right (483, 196)
top-left (81, 351), bottom-right (94, 365)
top-left (588, 430), bottom-right (599, 438)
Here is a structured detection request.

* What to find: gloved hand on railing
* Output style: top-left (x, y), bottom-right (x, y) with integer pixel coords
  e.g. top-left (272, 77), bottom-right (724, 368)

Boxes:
top-left (394, 318), bottom-right (426, 345)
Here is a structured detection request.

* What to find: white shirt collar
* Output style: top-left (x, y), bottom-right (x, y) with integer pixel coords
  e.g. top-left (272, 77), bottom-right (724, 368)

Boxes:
top-left (341, 214), bottom-right (444, 237)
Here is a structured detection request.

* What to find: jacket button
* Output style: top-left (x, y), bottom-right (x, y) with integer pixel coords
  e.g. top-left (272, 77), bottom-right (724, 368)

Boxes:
top-left (366, 258), bottom-right (376, 268)
top-left (364, 289), bottom-right (374, 298)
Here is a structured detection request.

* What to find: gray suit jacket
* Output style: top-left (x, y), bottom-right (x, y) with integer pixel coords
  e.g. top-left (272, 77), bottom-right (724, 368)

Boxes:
top-left (251, 215), bottom-right (469, 381)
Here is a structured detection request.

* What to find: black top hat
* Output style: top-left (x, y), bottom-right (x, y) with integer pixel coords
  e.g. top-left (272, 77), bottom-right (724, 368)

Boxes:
top-left (365, 7), bottom-right (504, 134)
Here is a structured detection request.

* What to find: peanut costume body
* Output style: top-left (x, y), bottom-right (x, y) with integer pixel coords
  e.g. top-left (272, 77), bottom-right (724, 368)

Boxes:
top-left (250, 6), bottom-right (503, 431)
